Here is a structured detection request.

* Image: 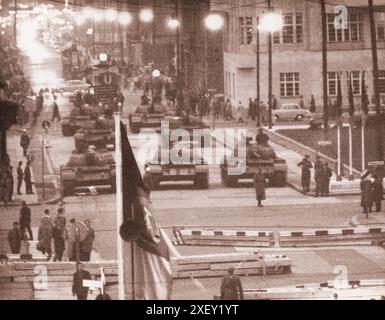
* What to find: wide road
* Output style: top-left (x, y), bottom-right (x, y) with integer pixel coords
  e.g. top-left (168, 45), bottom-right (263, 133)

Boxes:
top-left (18, 38), bottom-right (385, 300)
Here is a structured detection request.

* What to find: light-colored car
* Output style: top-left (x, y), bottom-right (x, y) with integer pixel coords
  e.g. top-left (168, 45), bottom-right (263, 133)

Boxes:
top-left (272, 103), bottom-right (310, 121)
top-left (58, 80), bottom-right (90, 94)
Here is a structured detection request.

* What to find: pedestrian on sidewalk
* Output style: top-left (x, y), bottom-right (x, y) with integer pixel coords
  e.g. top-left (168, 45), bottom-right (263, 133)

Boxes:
top-left (17, 161), bottom-right (23, 195)
top-left (54, 207), bottom-right (67, 233)
top-left (254, 168), bottom-right (266, 208)
top-left (372, 175), bottom-right (384, 213)
top-left (237, 101), bottom-right (245, 123)
top-left (19, 201), bottom-right (33, 240)
top-left (0, 169), bottom-right (8, 208)
top-left (80, 219), bottom-right (95, 262)
top-left (297, 155), bottom-right (313, 193)
top-left (5, 166), bottom-right (13, 202)
top-left (7, 222), bottom-right (21, 254)
top-left (24, 161), bottom-right (33, 194)
top-left (38, 209), bottom-right (53, 261)
top-left (51, 96), bottom-right (61, 122)
top-left (20, 129), bottom-right (30, 158)
top-left (52, 220), bottom-right (65, 262)
top-left (247, 98), bottom-right (256, 121)
top-left (220, 267), bottom-right (243, 300)
top-left (323, 162), bottom-right (333, 196)
top-left (72, 263), bottom-right (92, 300)
top-left (360, 173), bottom-right (374, 217)
top-left (315, 162), bottom-right (326, 197)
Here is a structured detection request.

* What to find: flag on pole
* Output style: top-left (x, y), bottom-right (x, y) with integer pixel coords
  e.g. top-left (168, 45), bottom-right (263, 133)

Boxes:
top-left (119, 122), bottom-right (173, 300)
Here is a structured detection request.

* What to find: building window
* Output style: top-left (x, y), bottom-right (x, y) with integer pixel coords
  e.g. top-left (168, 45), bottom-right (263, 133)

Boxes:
top-left (327, 12), bottom-right (363, 42)
top-left (328, 72), bottom-right (338, 97)
top-left (347, 71), bottom-right (362, 96)
top-left (379, 70), bottom-right (385, 94)
top-left (239, 17), bottom-right (253, 45)
top-left (280, 73), bottom-right (300, 97)
top-left (273, 13), bottom-right (303, 44)
top-left (376, 12), bottom-right (385, 41)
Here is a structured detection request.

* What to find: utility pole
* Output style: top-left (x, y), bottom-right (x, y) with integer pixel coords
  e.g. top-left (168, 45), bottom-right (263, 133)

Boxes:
top-left (13, 0), bottom-right (17, 45)
top-left (175, 0), bottom-right (181, 86)
top-left (256, 16), bottom-right (261, 127)
top-left (152, 0), bottom-right (156, 65)
top-left (320, 0), bottom-right (329, 134)
top-left (267, 0), bottom-right (273, 129)
top-left (368, 0), bottom-right (384, 161)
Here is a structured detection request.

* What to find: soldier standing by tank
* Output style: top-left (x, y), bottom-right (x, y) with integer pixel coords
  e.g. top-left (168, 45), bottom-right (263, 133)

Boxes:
top-left (254, 168), bottom-right (266, 208)
top-left (20, 129), bottom-right (30, 158)
top-left (256, 128), bottom-right (269, 145)
top-left (298, 155), bottom-right (313, 193)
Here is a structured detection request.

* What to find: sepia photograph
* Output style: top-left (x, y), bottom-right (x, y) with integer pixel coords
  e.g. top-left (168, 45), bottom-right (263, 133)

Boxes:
top-left (1, 0), bottom-right (385, 307)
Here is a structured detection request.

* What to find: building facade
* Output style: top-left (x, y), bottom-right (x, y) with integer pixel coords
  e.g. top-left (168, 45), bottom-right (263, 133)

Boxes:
top-left (211, 0), bottom-right (385, 112)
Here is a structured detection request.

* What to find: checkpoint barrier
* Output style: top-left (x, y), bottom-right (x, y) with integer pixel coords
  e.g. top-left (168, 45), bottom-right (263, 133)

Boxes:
top-left (279, 227), bottom-right (385, 247)
top-left (173, 226), bottom-right (385, 248)
top-left (214, 279), bottom-right (385, 300)
top-left (171, 252), bottom-right (291, 279)
top-left (173, 227), bottom-right (275, 247)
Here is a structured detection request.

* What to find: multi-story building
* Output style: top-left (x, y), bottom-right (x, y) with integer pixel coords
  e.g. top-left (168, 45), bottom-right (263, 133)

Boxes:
top-left (211, 0), bottom-right (385, 112)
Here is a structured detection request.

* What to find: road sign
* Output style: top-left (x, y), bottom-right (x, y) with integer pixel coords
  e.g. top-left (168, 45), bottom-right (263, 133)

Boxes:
top-left (43, 174), bottom-right (61, 179)
top-left (368, 161), bottom-right (385, 166)
top-left (318, 141), bottom-right (332, 146)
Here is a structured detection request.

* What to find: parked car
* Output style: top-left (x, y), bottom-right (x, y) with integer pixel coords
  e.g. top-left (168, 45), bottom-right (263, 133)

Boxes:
top-left (272, 103), bottom-right (310, 121)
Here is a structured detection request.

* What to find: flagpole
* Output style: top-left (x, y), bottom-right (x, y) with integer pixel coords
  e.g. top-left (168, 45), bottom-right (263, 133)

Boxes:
top-left (114, 112), bottom-right (125, 300)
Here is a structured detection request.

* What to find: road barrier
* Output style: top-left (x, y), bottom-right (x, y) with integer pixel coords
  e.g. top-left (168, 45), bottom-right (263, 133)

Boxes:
top-left (172, 252), bottom-right (291, 279)
top-left (214, 279), bottom-right (385, 300)
top-left (173, 227), bottom-right (275, 247)
top-left (173, 226), bottom-right (385, 248)
top-left (279, 227), bottom-right (385, 247)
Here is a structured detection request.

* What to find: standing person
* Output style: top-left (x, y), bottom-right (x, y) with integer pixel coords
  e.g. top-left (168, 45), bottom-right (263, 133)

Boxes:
top-left (372, 175), bottom-right (384, 213)
top-left (260, 101), bottom-right (267, 125)
top-left (17, 161), bottom-right (23, 195)
top-left (220, 267), bottom-right (243, 300)
top-left (38, 210), bottom-right (53, 261)
top-left (80, 219), bottom-right (95, 262)
top-left (253, 168), bottom-right (266, 208)
top-left (0, 169), bottom-right (7, 208)
top-left (247, 98), bottom-right (255, 121)
top-left (24, 162), bottom-right (33, 194)
top-left (324, 162), bottom-right (333, 196)
top-left (72, 264), bottom-right (92, 300)
top-left (51, 96), bottom-right (61, 122)
top-left (299, 95), bottom-right (305, 109)
top-left (315, 162), bottom-right (325, 197)
top-left (52, 220), bottom-right (65, 262)
top-left (19, 201), bottom-right (33, 240)
top-left (5, 166), bottom-right (13, 202)
top-left (272, 95), bottom-right (278, 110)
top-left (361, 174), bottom-right (374, 217)
top-left (54, 207), bottom-right (67, 233)
top-left (297, 155), bottom-right (313, 193)
top-left (310, 94), bottom-right (316, 113)
top-left (224, 99), bottom-right (235, 121)
top-left (7, 222), bottom-right (21, 254)
top-left (20, 129), bottom-right (30, 157)
top-left (237, 101), bottom-right (245, 123)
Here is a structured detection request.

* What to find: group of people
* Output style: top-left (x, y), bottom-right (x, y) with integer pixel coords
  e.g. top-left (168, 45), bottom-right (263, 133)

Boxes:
top-left (6, 203), bottom-right (96, 263)
top-left (360, 172), bottom-right (384, 217)
top-left (298, 155), bottom-right (333, 197)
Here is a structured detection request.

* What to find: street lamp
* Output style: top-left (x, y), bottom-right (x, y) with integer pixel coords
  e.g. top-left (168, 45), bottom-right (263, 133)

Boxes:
top-left (139, 8), bottom-right (154, 23)
top-left (204, 13), bottom-right (224, 31)
top-left (118, 12), bottom-right (132, 26)
top-left (167, 18), bottom-right (180, 29)
top-left (258, 8), bottom-right (283, 129)
top-left (105, 9), bottom-right (118, 23)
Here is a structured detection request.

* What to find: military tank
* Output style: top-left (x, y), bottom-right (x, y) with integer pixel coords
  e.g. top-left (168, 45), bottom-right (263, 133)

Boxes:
top-left (220, 137), bottom-right (288, 187)
top-left (61, 104), bottom-right (113, 136)
top-left (60, 146), bottom-right (116, 196)
top-left (74, 129), bottom-right (115, 152)
top-left (145, 140), bottom-right (209, 190)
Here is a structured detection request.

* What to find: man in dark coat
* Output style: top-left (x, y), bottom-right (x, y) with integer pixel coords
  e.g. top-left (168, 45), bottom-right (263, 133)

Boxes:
top-left (254, 169), bottom-right (266, 207)
top-left (323, 162), bottom-right (333, 196)
top-left (19, 201), bottom-right (33, 240)
top-left (20, 129), bottom-right (30, 157)
top-left (80, 220), bottom-right (95, 262)
top-left (51, 97), bottom-right (61, 122)
top-left (315, 162), bottom-right (325, 197)
top-left (7, 222), bottom-right (21, 254)
top-left (372, 175), bottom-right (384, 213)
top-left (361, 175), bottom-right (374, 217)
top-left (17, 161), bottom-right (23, 195)
top-left (256, 128), bottom-right (269, 145)
top-left (220, 267), bottom-right (243, 300)
top-left (298, 155), bottom-right (313, 193)
top-left (72, 264), bottom-right (92, 300)
top-left (24, 162), bottom-right (33, 194)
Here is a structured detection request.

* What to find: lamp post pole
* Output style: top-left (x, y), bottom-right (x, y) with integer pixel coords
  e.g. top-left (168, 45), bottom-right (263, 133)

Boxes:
top-left (256, 17), bottom-right (261, 127)
top-left (267, 0), bottom-right (273, 129)
top-left (321, 0), bottom-right (329, 134)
